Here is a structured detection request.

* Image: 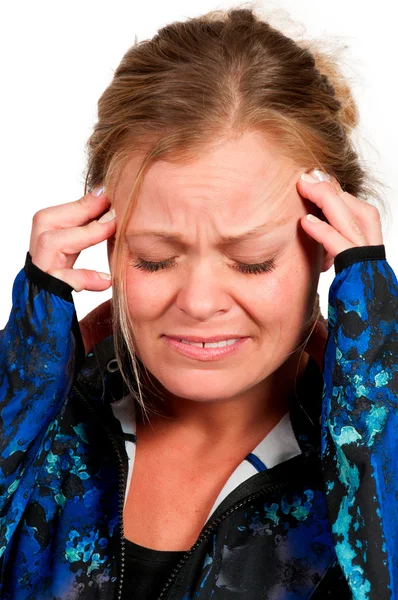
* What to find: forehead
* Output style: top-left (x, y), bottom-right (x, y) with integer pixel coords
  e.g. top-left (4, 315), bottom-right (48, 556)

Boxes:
top-left (113, 133), bottom-right (303, 225)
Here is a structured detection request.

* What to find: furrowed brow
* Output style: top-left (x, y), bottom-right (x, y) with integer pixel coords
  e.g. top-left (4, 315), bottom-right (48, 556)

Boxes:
top-left (126, 215), bottom-right (292, 245)
top-left (219, 215), bottom-right (292, 242)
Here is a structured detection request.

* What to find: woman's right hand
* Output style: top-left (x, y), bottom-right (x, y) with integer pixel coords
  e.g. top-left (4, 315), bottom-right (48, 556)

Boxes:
top-left (29, 187), bottom-right (116, 292)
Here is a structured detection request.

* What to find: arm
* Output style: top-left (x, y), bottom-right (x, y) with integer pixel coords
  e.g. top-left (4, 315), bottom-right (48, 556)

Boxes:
top-left (322, 245), bottom-right (398, 598)
top-left (297, 169), bottom-right (396, 598)
top-left (0, 253), bottom-right (85, 515)
top-left (0, 186), bottom-right (115, 518)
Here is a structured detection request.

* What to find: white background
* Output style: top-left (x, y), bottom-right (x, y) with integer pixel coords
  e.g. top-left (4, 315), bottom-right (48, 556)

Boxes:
top-left (1, 0), bottom-right (396, 326)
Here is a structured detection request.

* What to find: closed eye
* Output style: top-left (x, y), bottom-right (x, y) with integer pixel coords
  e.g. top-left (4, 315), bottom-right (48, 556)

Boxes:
top-left (234, 258), bottom-right (276, 274)
top-left (130, 257), bottom-right (277, 275)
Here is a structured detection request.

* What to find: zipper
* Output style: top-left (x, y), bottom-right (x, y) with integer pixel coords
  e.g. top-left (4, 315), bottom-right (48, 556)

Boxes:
top-left (72, 383), bottom-right (127, 600)
top-left (156, 480), bottom-right (290, 600)
top-left (72, 382), bottom-right (299, 600)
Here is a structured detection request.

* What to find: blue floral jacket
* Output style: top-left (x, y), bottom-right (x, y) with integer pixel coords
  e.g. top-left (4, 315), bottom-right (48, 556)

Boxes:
top-left (0, 245), bottom-right (397, 599)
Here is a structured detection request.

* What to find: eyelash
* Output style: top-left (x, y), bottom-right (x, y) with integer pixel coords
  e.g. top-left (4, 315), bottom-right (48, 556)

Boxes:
top-left (131, 257), bottom-right (277, 275)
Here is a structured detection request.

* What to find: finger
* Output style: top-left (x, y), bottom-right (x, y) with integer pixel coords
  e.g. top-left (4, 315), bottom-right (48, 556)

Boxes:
top-left (33, 214), bottom-right (116, 272)
top-left (298, 178), bottom-right (367, 245)
top-left (297, 178), bottom-right (375, 246)
top-left (328, 191), bottom-right (383, 245)
top-left (323, 174), bottom-right (384, 244)
top-left (298, 174), bottom-right (384, 247)
top-left (300, 213), bottom-right (357, 257)
top-left (48, 268), bottom-right (112, 293)
top-left (30, 190), bottom-right (111, 256)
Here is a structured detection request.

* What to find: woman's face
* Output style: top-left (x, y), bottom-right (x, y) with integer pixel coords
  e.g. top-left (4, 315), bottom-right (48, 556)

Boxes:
top-left (111, 132), bottom-right (327, 405)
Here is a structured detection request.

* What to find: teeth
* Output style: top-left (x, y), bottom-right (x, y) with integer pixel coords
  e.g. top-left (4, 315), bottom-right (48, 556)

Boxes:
top-left (180, 338), bottom-right (239, 348)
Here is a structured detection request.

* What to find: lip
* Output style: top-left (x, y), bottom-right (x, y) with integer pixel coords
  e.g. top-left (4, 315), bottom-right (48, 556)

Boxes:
top-left (164, 334), bottom-right (245, 343)
top-left (163, 335), bottom-right (249, 361)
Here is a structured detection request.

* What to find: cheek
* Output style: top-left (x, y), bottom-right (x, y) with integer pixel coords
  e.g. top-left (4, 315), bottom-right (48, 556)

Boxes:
top-left (125, 270), bottom-right (168, 323)
top-left (251, 257), bottom-right (312, 303)
top-left (247, 260), bottom-right (315, 331)
top-left (124, 250), bottom-right (317, 333)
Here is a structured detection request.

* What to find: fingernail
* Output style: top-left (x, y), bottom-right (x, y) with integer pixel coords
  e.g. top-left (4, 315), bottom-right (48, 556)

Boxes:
top-left (313, 169), bottom-right (331, 182)
top-left (301, 173), bottom-right (319, 183)
top-left (98, 272), bottom-right (111, 280)
top-left (91, 186), bottom-right (105, 197)
top-left (306, 214), bottom-right (321, 223)
top-left (300, 170), bottom-right (331, 183)
top-left (98, 208), bottom-right (116, 223)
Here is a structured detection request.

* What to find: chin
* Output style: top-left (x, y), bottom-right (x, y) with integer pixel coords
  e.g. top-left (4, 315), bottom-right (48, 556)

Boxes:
top-left (150, 368), bottom-right (257, 403)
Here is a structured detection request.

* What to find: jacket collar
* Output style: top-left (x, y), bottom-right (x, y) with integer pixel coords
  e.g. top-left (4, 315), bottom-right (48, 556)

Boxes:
top-left (73, 334), bottom-right (324, 458)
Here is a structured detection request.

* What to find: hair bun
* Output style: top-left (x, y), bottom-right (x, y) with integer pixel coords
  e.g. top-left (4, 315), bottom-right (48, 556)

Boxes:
top-left (303, 42), bottom-right (360, 135)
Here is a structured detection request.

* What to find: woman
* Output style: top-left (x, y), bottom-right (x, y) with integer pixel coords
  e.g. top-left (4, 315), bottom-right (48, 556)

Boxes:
top-left (1, 7), bottom-right (397, 600)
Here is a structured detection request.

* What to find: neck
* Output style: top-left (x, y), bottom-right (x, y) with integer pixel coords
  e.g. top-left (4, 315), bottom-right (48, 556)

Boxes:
top-left (135, 351), bottom-right (310, 449)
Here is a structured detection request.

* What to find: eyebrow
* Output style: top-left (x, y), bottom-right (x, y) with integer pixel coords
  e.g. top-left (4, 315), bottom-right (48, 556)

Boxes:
top-left (126, 215), bottom-right (292, 244)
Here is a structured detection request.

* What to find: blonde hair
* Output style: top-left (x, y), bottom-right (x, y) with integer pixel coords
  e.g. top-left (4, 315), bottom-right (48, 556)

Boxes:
top-left (83, 4), bottom-right (388, 419)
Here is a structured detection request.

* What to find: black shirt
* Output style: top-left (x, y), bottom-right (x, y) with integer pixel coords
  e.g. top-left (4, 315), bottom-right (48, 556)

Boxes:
top-left (121, 537), bottom-right (186, 599)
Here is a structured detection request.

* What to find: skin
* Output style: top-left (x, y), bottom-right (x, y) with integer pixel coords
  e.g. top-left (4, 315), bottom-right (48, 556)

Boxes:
top-left (109, 131), bottom-right (332, 449)
top-left (28, 129), bottom-right (383, 549)
top-left (27, 129), bottom-right (382, 450)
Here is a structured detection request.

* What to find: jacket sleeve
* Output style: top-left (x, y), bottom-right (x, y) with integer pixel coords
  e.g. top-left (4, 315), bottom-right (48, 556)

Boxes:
top-left (0, 252), bottom-right (85, 516)
top-left (321, 244), bottom-right (398, 600)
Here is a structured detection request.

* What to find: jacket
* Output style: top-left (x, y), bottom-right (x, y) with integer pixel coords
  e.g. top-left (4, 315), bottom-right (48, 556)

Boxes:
top-left (0, 244), bottom-right (397, 600)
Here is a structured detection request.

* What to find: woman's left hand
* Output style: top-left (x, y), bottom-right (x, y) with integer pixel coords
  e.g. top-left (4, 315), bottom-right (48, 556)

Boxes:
top-left (297, 169), bottom-right (384, 260)
top-left (296, 169), bottom-right (384, 370)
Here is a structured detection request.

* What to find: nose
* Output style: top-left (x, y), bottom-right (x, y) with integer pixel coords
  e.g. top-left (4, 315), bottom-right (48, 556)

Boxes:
top-left (174, 258), bottom-right (232, 321)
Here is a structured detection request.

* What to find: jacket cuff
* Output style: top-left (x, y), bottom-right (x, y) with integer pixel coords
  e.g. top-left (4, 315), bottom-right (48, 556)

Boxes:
top-left (334, 245), bottom-right (386, 274)
top-left (23, 252), bottom-right (87, 370)
top-left (24, 252), bottom-right (75, 302)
